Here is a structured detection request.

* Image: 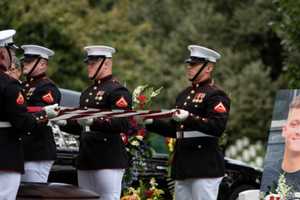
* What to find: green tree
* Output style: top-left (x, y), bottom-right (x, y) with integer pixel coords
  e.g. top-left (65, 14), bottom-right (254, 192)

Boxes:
top-left (271, 0), bottom-right (300, 87)
top-left (0, 0), bottom-right (155, 91)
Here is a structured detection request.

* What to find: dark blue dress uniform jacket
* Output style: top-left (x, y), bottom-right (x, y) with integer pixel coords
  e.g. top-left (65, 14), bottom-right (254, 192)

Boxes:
top-left (22, 74), bottom-right (61, 161)
top-left (146, 79), bottom-right (230, 180)
top-left (0, 71), bottom-right (49, 173)
top-left (61, 75), bottom-right (132, 170)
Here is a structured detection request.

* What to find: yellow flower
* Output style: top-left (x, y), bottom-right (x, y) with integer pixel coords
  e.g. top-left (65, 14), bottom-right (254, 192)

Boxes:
top-left (153, 189), bottom-right (164, 196)
top-left (166, 138), bottom-right (176, 152)
top-left (131, 140), bottom-right (140, 146)
top-left (120, 195), bottom-right (134, 200)
top-left (121, 194), bottom-right (141, 200)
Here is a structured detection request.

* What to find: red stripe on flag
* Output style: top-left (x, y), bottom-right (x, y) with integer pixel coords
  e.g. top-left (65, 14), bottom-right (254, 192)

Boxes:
top-left (27, 106), bottom-right (43, 113)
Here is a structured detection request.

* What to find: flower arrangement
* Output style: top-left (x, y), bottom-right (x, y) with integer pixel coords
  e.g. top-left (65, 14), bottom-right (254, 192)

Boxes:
top-left (122, 84), bottom-right (163, 187)
top-left (276, 173), bottom-right (293, 199)
top-left (121, 178), bottom-right (165, 200)
top-left (121, 128), bottom-right (153, 186)
top-left (166, 138), bottom-right (176, 153)
top-left (132, 85), bottom-right (163, 110)
top-left (264, 193), bottom-right (281, 200)
top-left (165, 137), bottom-right (176, 176)
top-left (264, 173), bottom-right (294, 200)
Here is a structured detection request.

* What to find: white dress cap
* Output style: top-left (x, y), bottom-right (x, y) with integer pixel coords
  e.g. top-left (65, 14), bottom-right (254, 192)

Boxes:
top-left (84, 45), bottom-right (116, 58)
top-left (21, 45), bottom-right (55, 59)
top-left (188, 45), bottom-right (221, 63)
top-left (0, 29), bottom-right (16, 47)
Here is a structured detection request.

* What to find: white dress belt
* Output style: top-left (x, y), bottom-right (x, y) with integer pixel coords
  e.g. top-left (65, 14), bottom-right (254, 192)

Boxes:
top-left (0, 121), bottom-right (12, 128)
top-left (176, 131), bottom-right (215, 139)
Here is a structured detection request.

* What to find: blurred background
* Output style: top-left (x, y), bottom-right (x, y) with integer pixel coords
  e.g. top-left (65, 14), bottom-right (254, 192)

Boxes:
top-left (2, 0), bottom-right (300, 168)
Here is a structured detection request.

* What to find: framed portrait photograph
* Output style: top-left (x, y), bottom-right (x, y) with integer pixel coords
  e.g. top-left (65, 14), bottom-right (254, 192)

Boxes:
top-left (261, 89), bottom-right (300, 198)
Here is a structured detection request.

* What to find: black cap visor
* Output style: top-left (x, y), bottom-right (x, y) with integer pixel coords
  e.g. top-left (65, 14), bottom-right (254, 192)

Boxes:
top-left (84, 55), bottom-right (105, 64)
top-left (185, 56), bottom-right (208, 64)
top-left (20, 54), bottom-right (40, 64)
top-left (6, 42), bottom-right (19, 50)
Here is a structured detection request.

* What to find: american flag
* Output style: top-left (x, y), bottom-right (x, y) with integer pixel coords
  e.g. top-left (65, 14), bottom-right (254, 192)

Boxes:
top-left (50, 107), bottom-right (175, 121)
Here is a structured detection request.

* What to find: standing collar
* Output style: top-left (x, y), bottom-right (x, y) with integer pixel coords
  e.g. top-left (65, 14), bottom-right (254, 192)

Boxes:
top-left (95, 75), bottom-right (113, 85)
top-left (27, 73), bottom-right (46, 82)
top-left (192, 78), bottom-right (213, 88)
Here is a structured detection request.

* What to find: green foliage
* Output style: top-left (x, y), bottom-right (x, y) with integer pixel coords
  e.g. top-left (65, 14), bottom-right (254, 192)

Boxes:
top-left (271, 0), bottom-right (300, 87)
top-left (218, 51), bottom-right (276, 143)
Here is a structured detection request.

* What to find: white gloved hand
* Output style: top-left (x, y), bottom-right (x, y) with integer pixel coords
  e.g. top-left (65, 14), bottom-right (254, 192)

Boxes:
top-left (77, 118), bottom-right (94, 127)
top-left (52, 120), bottom-right (67, 126)
top-left (172, 109), bottom-right (189, 122)
top-left (144, 118), bottom-right (153, 125)
top-left (43, 104), bottom-right (60, 119)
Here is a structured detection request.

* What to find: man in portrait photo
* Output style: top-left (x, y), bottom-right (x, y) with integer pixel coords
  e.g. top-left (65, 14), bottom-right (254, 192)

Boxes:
top-left (261, 94), bottom-right (300, 193)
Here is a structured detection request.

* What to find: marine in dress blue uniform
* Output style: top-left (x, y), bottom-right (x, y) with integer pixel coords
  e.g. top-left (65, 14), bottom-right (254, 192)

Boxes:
top-left (20, 45), bottom-right (61, 183)
top-left (146, 45), bottom-right (230, 200)
top-left (59, 46), bottom-right (132, 200)
top-left (0, 29), bottom-right (59, 200)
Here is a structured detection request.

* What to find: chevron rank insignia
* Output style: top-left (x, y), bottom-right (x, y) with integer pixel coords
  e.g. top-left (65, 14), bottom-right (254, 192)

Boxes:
top-left (116, 96), bottom-right (128, 108)
top-left (16, 92), bottom-right (25, 105)
top-left (42, 91), bottom-right (54, 104)
top-left (213, 102), bottom-right (227, 113)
